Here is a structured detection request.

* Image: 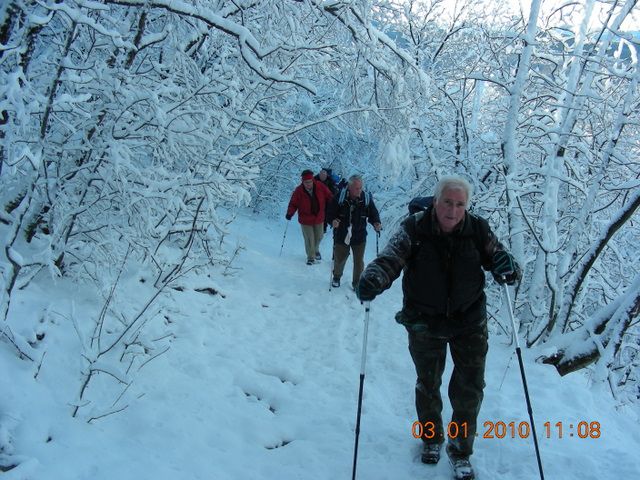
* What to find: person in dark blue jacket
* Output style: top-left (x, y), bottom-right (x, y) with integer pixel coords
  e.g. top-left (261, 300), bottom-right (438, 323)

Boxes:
top-left (326, 174), bottom-right (381, 289)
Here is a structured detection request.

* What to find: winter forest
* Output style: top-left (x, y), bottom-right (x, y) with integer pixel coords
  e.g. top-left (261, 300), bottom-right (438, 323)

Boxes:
top-left (1, 0), bottom-right (639, 478)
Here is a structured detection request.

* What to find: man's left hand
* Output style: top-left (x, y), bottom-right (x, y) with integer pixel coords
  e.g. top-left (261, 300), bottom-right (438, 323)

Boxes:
top-left (492, 251), bottom-right (518, 285)
top-left (373, 223), bottom-right (382, 232)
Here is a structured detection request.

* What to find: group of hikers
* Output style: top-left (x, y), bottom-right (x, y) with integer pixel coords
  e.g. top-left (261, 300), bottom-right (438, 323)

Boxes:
top-left (285, 168), bottom-right (382, 290)
top-left (285, 169), bottom-right (521, 480)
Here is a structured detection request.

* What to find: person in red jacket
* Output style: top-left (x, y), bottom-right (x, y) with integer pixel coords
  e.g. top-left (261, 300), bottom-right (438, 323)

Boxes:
top-left (286, 169), bottom-right (333, 265)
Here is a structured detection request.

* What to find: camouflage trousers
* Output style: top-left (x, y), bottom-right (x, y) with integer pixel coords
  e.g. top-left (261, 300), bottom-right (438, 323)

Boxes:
top-left (408, 324), bottom-right (488, 456)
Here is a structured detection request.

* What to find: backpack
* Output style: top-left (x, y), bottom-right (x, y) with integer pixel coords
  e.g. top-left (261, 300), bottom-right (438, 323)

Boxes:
top-left (408, 196), bottom-right (433, 214)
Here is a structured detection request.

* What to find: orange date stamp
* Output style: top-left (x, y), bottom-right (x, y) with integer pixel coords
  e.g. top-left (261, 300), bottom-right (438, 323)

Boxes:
top-left (411, 421), bottom-right (469, 440)
top-left (412, 420), bottom-right (602, 439)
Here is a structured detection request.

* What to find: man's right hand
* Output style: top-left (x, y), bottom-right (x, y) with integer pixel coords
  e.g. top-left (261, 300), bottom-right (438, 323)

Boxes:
top-left (285, 213), bottom-right (292, 221)
top-left (332, 219), bottom-right (340, 228)
top-left (356, 276), bottom-right (378, 302)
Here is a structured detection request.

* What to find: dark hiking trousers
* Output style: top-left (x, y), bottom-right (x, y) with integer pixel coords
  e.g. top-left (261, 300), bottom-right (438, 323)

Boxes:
top-left (408, 324), bottom-right (488, 457)
top-left (332, 242), bottom-right (366, 287)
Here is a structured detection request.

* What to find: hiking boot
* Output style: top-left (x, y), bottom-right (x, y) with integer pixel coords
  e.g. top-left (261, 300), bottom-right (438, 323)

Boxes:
top-left (421, 443), bottom-right (442, 464)
top-left (446, 444), bottom-right (475, 480)
top-left (315, 252), bottom-right (322, 261)
top-left (306, 258), bottom-right (314, 265)
top-left (331, 277), bottom-right (340, 288)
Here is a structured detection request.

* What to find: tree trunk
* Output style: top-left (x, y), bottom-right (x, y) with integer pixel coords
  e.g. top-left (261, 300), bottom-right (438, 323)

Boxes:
top-left (501, 0), bottom-right (542, 263)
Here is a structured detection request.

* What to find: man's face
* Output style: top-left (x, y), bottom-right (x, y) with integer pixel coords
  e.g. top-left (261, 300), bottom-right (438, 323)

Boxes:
top-left (348, 179), bottom-right (363, 199)
top-left (302, 178), bottom-right (314, 189)
top-left (319, 170), bottom-right (327, 181)
top-left (434, 187), bottom-right (467, 233)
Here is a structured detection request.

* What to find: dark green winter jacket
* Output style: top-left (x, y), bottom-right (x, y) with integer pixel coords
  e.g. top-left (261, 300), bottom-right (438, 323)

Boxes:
top-left (360, 207), bottom-right (519, 331)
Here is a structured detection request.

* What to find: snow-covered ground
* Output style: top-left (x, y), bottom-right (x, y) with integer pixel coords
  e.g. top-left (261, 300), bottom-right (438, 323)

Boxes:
top-left (2, 210), bottom-right (639, 479)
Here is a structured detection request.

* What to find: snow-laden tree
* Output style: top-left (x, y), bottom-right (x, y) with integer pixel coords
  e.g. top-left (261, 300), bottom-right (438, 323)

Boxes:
top-left (249, 0), bottom-right (437, 215)
top-left (455, 0), bottom-right (640, 401)
top-left (320, 0), bottom-right (640, 401)
top-left (0, 0), bottom-right (430, 417)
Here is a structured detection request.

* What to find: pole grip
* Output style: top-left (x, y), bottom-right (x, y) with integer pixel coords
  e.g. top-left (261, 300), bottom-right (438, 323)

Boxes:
top-left (503, 281), bottom-right (521, 349)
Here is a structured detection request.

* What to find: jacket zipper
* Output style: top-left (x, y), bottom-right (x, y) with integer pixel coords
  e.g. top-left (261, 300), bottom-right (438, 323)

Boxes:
top-left (445, 240), bottom-right (453, 319)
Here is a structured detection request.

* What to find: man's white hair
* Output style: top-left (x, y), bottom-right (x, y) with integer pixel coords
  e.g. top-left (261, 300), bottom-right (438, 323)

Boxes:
top-left (434, 176), bottom-right (473, 206)
top-left (348, 174), bottom-right (363, 186)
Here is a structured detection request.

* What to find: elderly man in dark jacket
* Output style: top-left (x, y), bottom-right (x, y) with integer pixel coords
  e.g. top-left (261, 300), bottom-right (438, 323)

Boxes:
top-left (356, 176), bottom-right (520, 480)
top-left (326, 174), bottom-right (381, 290)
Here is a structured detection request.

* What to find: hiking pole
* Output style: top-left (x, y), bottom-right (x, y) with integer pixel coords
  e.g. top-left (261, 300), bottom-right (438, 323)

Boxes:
top-left (503, 283), bottom-right (545, 480)
top-left (352, 301), bottom-right (371, 480)
top-left (278, 221), bottom-right (289, 257)
top-left (375, 231), bottom-right (380, 256)
top-left (329, 249), bottom-right (335, 291)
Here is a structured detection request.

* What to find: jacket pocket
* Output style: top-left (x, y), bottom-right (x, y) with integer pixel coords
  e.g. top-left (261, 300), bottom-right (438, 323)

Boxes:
top-left (395, 305), bottom-right (423, 326)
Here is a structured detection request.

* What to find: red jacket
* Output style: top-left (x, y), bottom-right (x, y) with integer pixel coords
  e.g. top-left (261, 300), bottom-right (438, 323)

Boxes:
top-left (287, 181), bottom-right (333, 225)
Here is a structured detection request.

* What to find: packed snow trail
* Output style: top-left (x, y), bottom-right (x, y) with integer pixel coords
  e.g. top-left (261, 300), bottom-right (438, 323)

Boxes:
top-left (2, 211), bottom-right (639, 479)
top-left (167, 212), bottom-right (638, 480)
